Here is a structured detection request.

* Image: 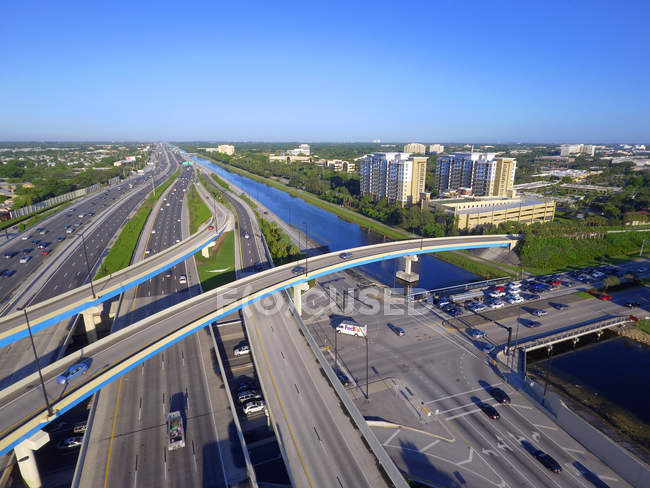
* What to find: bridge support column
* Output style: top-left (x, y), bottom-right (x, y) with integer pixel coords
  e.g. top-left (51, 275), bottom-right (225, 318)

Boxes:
top-left (292, 282), bottom-right (310, 317)
top-left (396, 255), bottom-right (419, 283)
top-left (201, 240), bottom-right (216, 258)
top-left (81, 305), bottom-right (101, 343)
top-left (14, 430), bottom-right (49, 488)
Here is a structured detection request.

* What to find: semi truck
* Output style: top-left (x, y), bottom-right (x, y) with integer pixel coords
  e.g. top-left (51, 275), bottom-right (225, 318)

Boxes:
top-left (336, 322), bottom-right (367, 337)
top-left (166, 411), bottom-right (185, 450)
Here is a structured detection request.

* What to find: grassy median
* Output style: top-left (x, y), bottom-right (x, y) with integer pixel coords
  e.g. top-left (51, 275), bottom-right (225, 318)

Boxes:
top-left (187, 184), bottom-right (211, 234)
top-left (435, 251), bottom-right (511, 279)
top-left (194, 231), bottom-right (235, 291)
top-left (94, 169), bottom-right (179, 279)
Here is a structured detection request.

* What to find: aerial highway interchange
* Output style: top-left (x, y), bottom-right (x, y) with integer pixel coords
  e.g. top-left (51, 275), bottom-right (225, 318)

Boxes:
top-left (0, 145), bottom-right (646, 488)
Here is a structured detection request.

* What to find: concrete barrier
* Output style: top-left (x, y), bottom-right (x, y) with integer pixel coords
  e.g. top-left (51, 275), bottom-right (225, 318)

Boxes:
top-left (523, 378), bottom-right (650, 487)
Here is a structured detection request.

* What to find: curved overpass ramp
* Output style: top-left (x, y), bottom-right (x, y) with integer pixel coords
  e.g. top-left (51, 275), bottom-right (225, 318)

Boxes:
top-left (0, 218), bottom-right (225, 348)
top-left (0, 234), bottom-right (517, 455)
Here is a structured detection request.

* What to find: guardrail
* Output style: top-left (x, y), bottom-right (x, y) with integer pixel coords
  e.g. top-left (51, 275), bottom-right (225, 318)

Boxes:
top-left (519, 316), bottom-right (630, 352)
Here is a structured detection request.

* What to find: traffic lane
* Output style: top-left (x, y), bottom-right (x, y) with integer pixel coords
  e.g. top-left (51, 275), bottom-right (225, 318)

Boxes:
top-left (0, 164), bottom-right (177, 386)
top-left (310, 300), bottom-right (579, 486)
top-left (0, 227), bottom-right (509, 340)
top-left (0, 237), bottom-right (515, 442)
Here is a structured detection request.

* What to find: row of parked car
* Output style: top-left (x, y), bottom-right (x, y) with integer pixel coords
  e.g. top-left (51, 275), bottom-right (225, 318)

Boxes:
top-left (232, 344), bottom-right (267, 416)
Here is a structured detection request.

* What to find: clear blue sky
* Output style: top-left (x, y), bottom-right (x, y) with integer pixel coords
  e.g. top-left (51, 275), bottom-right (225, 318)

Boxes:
top-left (1, 0), bottom-right (648, 142)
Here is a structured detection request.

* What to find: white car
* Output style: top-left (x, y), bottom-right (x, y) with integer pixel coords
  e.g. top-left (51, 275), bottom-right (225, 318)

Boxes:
top-left (244, 233), bottom-right (250, 239)
top-left (488, 300), bottom-right (504, 309)
top-left (234, 344), bottom-right (250, 356)
top-left (506, 295), bottom-right (524, 304)
top-left (19, 255), bottom-right (32, 264)
top-left (21, 235), bottom-right (31, 240)
top-left (243, 400), bottom-right (265, 415)
top-left (179, 275), bottom-right (187, 284)
top-left (489, 291), bottom-right (505, 298)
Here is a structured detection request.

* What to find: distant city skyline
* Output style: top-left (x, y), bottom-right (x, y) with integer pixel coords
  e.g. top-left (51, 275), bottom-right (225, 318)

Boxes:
top-left (1, 1), bottom-right (649, 142)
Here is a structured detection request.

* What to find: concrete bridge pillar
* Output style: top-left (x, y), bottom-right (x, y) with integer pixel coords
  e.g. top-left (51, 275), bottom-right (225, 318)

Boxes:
top-left (201, 240), bottom-right (216, 258)
top-left (81, 305), bottom-right (101, 343)
top-left (292, 282), bottom-right (310, 316)
top-left (396, 255), bottom-right (419, 283)
top-left (14, 430), bottom-right (49, 488)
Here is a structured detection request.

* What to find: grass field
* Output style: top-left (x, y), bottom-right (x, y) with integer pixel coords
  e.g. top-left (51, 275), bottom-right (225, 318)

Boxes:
top-left (187, 184), bottom-right (210, 234)
top-left (94, 170), bottom-right (179, 279)
top-left (197, 154), bottom-right (411, 240)
top-left (435, 251), bottom-right (511, 279)
top-left (195, 231), bottom-right (235, 291)
top-left (574, 291), bottom-right (595, 299)
top-left (637, 319), bottom-right (650, 335)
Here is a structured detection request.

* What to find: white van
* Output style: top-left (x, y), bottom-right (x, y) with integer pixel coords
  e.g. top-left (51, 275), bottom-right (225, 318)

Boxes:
top-left (336, 322), bottom-right (367, 337)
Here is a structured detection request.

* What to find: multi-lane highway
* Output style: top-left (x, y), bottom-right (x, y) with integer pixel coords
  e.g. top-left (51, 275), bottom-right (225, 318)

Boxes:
top-left (0, 145), bottom-right (178, 397)
top-left (0, 232), bottom-right (519, 456)
top-left (217, 179), bottom-right (393, 487)
top-left (78, 166), bottom-right (241, 487)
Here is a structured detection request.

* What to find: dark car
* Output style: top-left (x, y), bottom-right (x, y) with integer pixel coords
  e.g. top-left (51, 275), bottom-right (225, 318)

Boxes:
top-left (625, 301), bottom-right (640, 308)
top-left (447, 307), bottom-right (462, 317)
top-left (291, 265), bottom-right (305, 274)
top-left (335, 369), bottom-right (350, 386)
top-left (1, 269), bottom-right (16, 278)
top-left (552, 303), bottom-right (568, 311)
top-left (253, 263), bottom-right (263, 271)
top-left (4, 251), bottom-right (18, 259)
top-left (56, 236), bottom-right (65, 242)
top-left (237, 380), bottom-right (257, 392)
top-left (489, 387), bottom-right (511, 404)
top-left (478, 402), bottom-right (500, 419)
top-left (388, 323), bottom-right (405, 336)
top-left (533, 450), bottom-right (562, 473)
top-left (339, 252), bottom-right (352, 260)
top-left (524, 319), bottom-right (541, 328)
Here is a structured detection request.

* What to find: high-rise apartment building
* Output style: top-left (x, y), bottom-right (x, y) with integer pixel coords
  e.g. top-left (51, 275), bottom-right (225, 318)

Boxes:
top-left (428, 144), bottom-right (445, 154)
top-left (435, 153), bottom-right (516, 197)
top-left (359, 153), bottom-right (427, 205)
top-left (560, 144), bottom-right (595, 157)
top-left (403, 143), bottom-right (427, 154)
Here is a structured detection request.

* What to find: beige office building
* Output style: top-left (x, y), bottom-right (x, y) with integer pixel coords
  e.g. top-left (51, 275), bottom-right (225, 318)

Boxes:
top-left (403, 143), bottom-right (427, 154)
top-left (429, 197), bottom-right (555, 230)
top-left (217, 144), bottom-right (235, 155)
top-left (428, 144), bottom-right (444, 154)
top-left (359, 152), bottom-right (427, 205)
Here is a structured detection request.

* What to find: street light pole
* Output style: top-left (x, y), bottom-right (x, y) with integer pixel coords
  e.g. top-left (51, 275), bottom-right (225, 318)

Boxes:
top-left (641, 239), bottom-right (646, 257)
top-left (542, 346), bottom-right (553, 406)
top-left (365, 329), bottom-right (369, 400)
top-left (303, 221), bottom-right (309, 275)
top-left (24, 310), bottom-right (53, 417)
top-left (334, 329), bottom-right (338, 373)
top-left (81, 230), bottom-right (96, 299)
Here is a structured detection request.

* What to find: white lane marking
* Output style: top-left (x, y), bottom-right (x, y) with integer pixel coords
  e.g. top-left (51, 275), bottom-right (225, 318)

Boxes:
top-left (532, 423), bottom-right (557, 431)
top-left (382, 428), bottom-right (401, 446)
top-left (421, 439), bottom-right (440, 451)
top-left (426, 383), bottom-right (503, 404)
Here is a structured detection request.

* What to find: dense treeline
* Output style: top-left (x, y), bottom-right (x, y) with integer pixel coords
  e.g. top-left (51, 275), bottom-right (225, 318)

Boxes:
top-left (258, 219), bottom-right (303, 265)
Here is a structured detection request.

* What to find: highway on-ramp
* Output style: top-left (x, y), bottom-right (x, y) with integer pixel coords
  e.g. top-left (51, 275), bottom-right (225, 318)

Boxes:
top-left (0, 234), bottom-right (517, 456)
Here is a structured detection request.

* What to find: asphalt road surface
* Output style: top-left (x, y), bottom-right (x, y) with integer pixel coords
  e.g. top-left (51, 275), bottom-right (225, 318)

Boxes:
top-left (78, 166), bottom-right (239, 487)
top-left (0, 145), bottom-right (178, 393)
top-left (222, 185), bottom-right (391, 487)
top-left (300, 276), bottom-right (640, 487)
